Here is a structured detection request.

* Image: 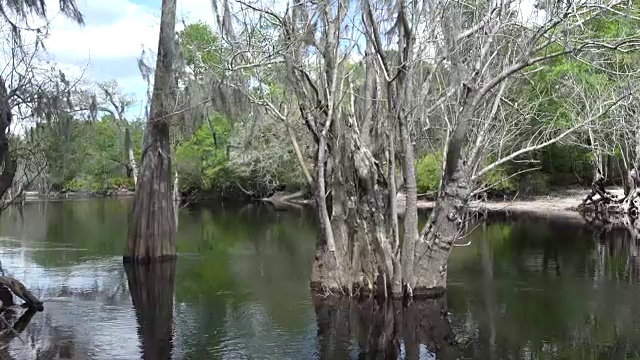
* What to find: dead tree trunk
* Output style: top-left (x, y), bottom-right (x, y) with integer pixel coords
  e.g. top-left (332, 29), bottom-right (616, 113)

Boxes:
top-left (125, 0), bottom-right (177, 262)
top-left (0, 276), bottom-right (44, 311)
top-left (285, 120), bottom-right (313, 188)
top-left (413, 171), bottom-right (470, 295)
top-left (172, 169), bottom-right (180, 202)
top-left (410, 83), bottom-right (477, 295)
top-left (125, 127), bottom-right (138, 187)
top-left (303, 0), bottom-right (398, 298)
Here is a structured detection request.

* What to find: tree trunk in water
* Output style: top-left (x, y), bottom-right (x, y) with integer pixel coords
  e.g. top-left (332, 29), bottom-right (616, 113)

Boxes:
top-left (413, 176), bottom-right (469, 295)
top-left (125, 0), bottom-right (177, 262)
top-left (124, 261), bottom-right (175, 360)
top-left (387, 126), bottom-right (402, 297)
top-left (0, 276), bottom-right (43, 310)
top-left (311, 112), bottom-right (396, 298)
top-left (412, 98), bottom-right (474, 296)
top-left (125, 127), bottom-right (138, 187)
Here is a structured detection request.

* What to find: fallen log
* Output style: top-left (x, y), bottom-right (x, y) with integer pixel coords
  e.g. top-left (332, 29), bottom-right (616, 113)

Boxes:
top-left (262, 190), bottom-right (312, 210)
top-left (0, 277), bottom-right (43, 311)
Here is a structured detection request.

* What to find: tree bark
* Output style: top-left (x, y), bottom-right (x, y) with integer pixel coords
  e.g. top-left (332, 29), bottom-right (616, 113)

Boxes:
top-left (308, 0), bottom-right (398, 298)
top-left (413, 176), bottom-right (469, 295)
top-left (412, 95), bottom-right (475, 295)
top-left (311, 109), bottom-right (395, 298)
top-left (399, 114), bottom-right (418, 292)
top-left (394, 1), bottom-right (419, 296)
top-left (387, 124), bottom-right (402, 297)
top-left (125, 0), bottom-right (177, 262)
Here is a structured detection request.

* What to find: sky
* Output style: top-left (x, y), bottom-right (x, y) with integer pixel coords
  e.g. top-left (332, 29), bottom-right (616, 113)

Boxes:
top-left (29, 0), bottom-right (542, 121)
top-left (39, 0), bottom-right (218, 119)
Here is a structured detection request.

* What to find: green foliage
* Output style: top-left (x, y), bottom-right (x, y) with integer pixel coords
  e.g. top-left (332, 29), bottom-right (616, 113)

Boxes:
top-left (416, 153), bottom-right (518, 194)
top-left (416, 153), bottom-right (442, 193)
top-left (540, 144), bottom-right (593, 186)
top-left (25, 114), bottom-right (143, 194)
top-left (178, 21), bottom-right (224, 78)
top-left (484, 165), bottom-right (518, 193)
top-left (176, 113), bottom-right (235, 193)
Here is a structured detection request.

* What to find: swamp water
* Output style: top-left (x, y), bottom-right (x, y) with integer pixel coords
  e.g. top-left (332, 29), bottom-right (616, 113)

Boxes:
top-left (0, 199), bottom-right (636, 359)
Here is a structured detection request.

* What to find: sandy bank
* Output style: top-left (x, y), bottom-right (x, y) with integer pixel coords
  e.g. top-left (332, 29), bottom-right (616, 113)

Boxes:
top-left (398, 187), bottom-right (625, 222)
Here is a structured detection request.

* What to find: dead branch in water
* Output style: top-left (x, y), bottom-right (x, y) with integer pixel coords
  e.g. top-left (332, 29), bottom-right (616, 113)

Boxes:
top-left (262, 190), bottom-right (312, 209)
top-left (0, 277), bottom-right (43, 311)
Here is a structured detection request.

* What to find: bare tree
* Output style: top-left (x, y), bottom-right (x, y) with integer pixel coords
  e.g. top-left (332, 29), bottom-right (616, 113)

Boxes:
top-left (217, 0), bottom-right (639, 298)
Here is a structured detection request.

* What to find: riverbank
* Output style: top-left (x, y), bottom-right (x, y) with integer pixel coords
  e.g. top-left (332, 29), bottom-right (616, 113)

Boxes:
top-left (398, 187), bottom-right (625, 223)
top-left (19, 186), bottom-right (622, 224)
top-left (22, 188), bottom-right (135, 201)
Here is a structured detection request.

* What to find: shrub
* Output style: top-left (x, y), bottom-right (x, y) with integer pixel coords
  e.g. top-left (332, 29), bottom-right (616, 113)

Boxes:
top-left (416, 152), bottom-right (519, 195)
top-left (416, 153), bottom-right (442, 193)
top-left (484, 165), bottom-right (518, 194)
top-left (63, 177), bottom-right (93, 192)
top-left (106, 177), bottom-right (134, 190)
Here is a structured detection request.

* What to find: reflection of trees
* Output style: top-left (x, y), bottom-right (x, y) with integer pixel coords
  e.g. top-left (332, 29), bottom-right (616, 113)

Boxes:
top-left (580, 212), bottom-right (640, 283)
top-left (0, 308), bottom-right (37, 359)
top-left (314, 297), bottom-right (458, 359)
top-left (1, 307), bottom-right (89, 360)
top-left (0, 200), bottom-right (131, 267)
top-left (125, 261), bottom-right (176, 360)
top-left (448, 216), bottom-right (640, 359)
top-left (174, 203), bottom-right (318, 358)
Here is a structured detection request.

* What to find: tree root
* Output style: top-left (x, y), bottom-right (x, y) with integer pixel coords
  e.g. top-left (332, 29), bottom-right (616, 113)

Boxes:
top-left (577, 177), bottom-right (631, 216)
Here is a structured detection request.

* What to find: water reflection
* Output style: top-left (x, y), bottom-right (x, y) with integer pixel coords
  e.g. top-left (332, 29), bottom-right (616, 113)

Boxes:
top-left (314, 296), bottom-right (457, 359)
top-left (3, 201), bottom-right (640, 358)
top-left (448, 214), bottom-right (640, 359)
top-left (0, 308), bottom-right (37, 359)
top-left (125, 262), bottom-right (176, 360)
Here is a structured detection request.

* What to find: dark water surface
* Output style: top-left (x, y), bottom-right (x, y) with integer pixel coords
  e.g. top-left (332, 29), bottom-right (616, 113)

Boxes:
top-left (0, 199), bottom-right (637, 359)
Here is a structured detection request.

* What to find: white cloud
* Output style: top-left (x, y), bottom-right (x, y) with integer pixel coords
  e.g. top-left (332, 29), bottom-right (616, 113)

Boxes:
top-left (22, 0), bottom-right (219, 118)
top-left (45, 1), bottom-right (159, 60)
